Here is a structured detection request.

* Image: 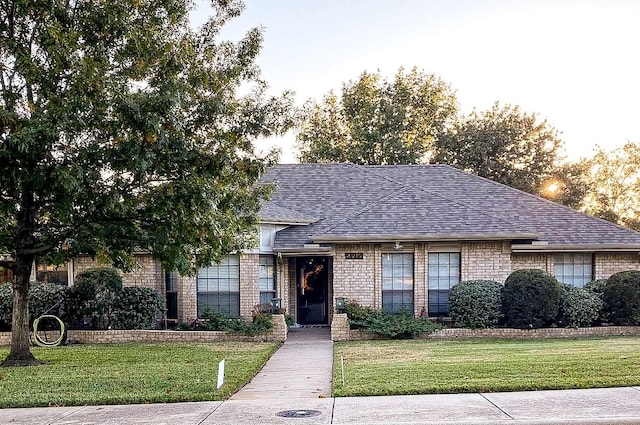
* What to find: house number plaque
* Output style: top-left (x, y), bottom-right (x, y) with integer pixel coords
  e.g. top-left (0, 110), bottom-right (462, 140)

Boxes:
top-left (344, 252), bottom-right (364, 260)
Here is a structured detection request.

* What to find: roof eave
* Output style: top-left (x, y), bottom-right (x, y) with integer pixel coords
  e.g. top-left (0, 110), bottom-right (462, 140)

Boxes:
top-left (310, 232), bottom-right (540, 243)
top-left (512, 243), bottom-right (640, 252)
top-left (260, 218), bottom-right (315, 225)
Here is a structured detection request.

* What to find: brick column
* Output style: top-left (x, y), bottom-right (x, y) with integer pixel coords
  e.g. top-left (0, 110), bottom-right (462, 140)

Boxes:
top-left (239, 254), bottom-right (260, 319)
top-left (178, 275), bottom-right (196, 322)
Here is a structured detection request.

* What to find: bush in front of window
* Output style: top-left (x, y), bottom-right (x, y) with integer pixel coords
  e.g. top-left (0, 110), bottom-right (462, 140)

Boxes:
top-left (503, 269), bottom-right (562, 329)
top-left (181, 307), bottom-right (274, 336)
top-left (602, 271), bottom-right (640, 325)
top-left (0, 281), bottom-right (69, 331)
top-left (0, 282), bottom-right (11, 330)
top-left (557, 284), bottom-right (603, 328)
top-left (112, 287), bottom-right (165, 330)
top-left (448, 280), bottom-right (503, 329)
top-left (344, 300), bottom-right (441, 339)
top-left (67, 267), bottom-right (123, 330)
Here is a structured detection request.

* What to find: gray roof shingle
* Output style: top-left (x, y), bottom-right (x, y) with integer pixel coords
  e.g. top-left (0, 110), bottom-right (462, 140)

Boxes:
top-left (259, 163), bottom-right (640, 250)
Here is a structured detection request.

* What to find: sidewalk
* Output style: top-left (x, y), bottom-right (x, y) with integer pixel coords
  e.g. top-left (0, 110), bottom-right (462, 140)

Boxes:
top-left (2, 328), bottom-right (640, 424)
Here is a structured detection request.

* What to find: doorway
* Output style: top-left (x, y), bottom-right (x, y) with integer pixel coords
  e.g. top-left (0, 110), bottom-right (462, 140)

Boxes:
top-left (296, 256), bottom-right (330, 325)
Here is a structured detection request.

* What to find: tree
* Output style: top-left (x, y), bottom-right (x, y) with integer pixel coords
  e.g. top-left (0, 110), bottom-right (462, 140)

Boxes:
top-left (295, 67), bottom-right (458, 165)
top-left (433, 102), bottom-right (563, 194)
top-left (0, 0), bottom-right (292, 366)
top-left (578, 143), bottom-right (640, 230)
top-left (540, 160), bottom-right (592, 210)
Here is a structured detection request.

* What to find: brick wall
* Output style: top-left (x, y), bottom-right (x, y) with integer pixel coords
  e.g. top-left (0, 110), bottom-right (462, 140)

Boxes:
top-left (595, 253), bottom-right (640, 279)
top-left (239, 254), bottom-right (260, 318)
top-left (178, 275), bottom-right (197, 322)
top-left (73, 254), bottom-right (164, 293)
top-left (511, 253), bottom-right (553, 274)
top-left (414, 244), bottom-right (427, 316)
top-left (0, 315), bottom-right (287, 345)
top-left (461, 242), bottom-right (512, 283)
top-left (338, 326), bottom-right (640, 342)
top-left (332, 244), bottom-right (376, 307)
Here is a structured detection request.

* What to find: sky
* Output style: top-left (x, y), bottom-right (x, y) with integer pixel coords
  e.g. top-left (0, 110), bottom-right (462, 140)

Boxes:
top-left (191, 0), bottom-right (640, 164)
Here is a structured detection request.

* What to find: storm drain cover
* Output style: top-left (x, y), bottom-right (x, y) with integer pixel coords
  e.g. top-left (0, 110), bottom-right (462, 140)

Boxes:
top-left (276, 409), bottom-right (321, 418)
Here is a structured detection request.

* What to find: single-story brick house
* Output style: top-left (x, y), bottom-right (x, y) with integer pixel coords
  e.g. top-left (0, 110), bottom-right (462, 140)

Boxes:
top-left (5, 163), bottom-right (640, 325)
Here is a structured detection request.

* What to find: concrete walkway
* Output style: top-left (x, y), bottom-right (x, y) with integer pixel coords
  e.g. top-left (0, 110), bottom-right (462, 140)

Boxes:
top-left (231, 326), bottom-right (333, 400)
top-left (4, 387), bottom-right (640, 424)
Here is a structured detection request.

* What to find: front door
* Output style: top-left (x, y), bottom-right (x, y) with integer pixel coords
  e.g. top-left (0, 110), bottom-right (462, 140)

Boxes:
top-left (296, 257), bottom-right (330, 325)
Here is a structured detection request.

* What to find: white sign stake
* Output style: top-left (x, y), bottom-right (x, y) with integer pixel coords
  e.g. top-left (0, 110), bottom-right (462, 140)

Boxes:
top-left (217, 359), bottom-right (225, 389)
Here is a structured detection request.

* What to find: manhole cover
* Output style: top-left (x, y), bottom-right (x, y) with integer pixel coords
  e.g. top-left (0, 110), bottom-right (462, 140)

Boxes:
top-left (276, 409), bottom-right (322, 418)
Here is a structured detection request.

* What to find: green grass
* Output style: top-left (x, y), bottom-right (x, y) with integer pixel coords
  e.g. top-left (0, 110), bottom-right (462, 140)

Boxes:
top-left (333, 337), bottom-right (640, 396)
top-left (0, 342), bottom-right (279, 408)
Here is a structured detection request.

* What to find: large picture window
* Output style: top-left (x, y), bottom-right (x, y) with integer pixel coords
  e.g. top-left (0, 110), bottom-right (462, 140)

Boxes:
top-left (259, 255), bottom-right (276, 305)
top-left (36, 262), bottom-right (69, 285)
top-left (428, 252), bottom-right (460, 316)
top-left (382, 253), bottom-right (414, 313)
top-left (554, 253), bottom-right (593, 287)
top-left (197, 255), bottom-right (240, 318)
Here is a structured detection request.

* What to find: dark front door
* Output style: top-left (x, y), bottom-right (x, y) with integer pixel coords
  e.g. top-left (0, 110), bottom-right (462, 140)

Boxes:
top-left (297, 257), bottom-right (330, 325)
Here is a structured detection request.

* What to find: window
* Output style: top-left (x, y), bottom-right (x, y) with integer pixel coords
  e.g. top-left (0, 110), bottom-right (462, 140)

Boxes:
top-left (554, 253), bottom-right (593, 287)
top-left (36, 262), bottom-right (69, 285)
top-left (382, 253), bottom-right (414, 313)
top-left (428, 252), bottom-right (460, 316)
top-left (0, 266), bottom-right (12, 283)
top-left (165, 271), bottom-right (178, 320)
top-left (259, 255), bottom-right (276, 305)
top-left (197, 255), bottom-right (240, 318)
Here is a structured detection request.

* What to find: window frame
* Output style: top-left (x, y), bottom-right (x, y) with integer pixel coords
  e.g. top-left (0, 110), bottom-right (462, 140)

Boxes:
top-left (554, 253), bottom-right (594, 288)
top-left (381, 252), bottom-right (414, 314)
top-left (427, 252), bottom-right (461, 316)
top-left (196, 254), bottom-right (241, 318)
top-left (258, 255), bottom-right (276, 305)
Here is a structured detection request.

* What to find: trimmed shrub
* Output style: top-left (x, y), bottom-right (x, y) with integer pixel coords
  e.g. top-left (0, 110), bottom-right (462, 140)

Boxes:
top-left (502, 269), bottom-right (562, 329)
top-left (112, 287), bottom-right (165, 330)
top-left (448, 280), bottom-right (503, 328)
top-left (344, 300), bottom-right (440, 339)
top-left (29, 281), bottom-right (68, 320)
top-left (0, 282), bottom-right (69, 330)
top-left (181, 307), bottom-right (274, 336)
top-left (584, 279), bottom-right (609, 324)
top-left (0, 282), bottom-right (12, 330)
top-left (602, 271), bottom-right (640, 325)
top-left (557, 284), bottom-right (603, 328)
top-left (68, 267), bottom-right (123, 329)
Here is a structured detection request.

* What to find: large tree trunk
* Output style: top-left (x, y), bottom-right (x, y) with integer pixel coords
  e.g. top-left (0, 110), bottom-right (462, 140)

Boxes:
top-left (1, 256), bottom-right (40, 367)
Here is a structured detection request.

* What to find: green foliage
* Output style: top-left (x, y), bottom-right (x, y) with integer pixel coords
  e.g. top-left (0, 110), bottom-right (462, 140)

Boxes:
top-left (182, 307), bottom-right (273, 336)
top-left (502, 269), bottom-right (562, 329)
top-left (578, 143), bottom-right (640, 230)
top-left (433, 102), bottom-right (563, 195)
top-left (448, 280), bottom-right (503, 329)
top-left (344, 300), bottom-right (440, 339)
top-left (68, 268), bottom-right (123, 329)
top-left (112, 287), bottom-right (165, 330)
top-left (557, 284), bottom-right (603, 328)
top-left (28, 281), bottom-right (67, 320)
top-left (0, 283), bottom-right (11, 330)
top-left (296, 67), bottom-right (457, 165)
top-left (0, 282), bottom-right (68, 330)
top-left (602, 271), bottom-right (640, 325)
top-left (0, 0), bottom-right (292, 363)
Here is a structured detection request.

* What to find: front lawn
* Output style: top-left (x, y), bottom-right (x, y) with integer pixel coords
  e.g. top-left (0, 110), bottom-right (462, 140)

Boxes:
top-left (333, 337), bottom-right (640, 396)
top-left (0, 342), bottom-right (279, 408)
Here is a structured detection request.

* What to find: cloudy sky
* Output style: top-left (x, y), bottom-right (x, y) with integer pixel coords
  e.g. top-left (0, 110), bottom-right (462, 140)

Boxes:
top-left (192, 0), bottom-right (640, 163)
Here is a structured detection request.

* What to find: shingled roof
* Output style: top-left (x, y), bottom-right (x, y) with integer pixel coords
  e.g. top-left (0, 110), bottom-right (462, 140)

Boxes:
top-left (259, 163), bottom-right (640, 251)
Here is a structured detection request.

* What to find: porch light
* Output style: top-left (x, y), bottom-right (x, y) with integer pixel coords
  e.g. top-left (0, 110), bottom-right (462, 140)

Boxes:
top-left (335, 297), bottom-right (346, 313)
top-left (270, 298), bottom-right (282, 312)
